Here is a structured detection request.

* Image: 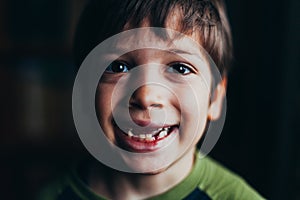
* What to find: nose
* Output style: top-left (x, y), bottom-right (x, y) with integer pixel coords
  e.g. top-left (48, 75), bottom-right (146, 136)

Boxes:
top-left (129, 84), bottom-right (164, 110)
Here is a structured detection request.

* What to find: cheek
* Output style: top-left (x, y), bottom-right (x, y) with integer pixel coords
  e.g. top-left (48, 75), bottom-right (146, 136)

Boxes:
top-left (175, 80), bottom-right (210, 117)
top-left (176, 82), bottom-right (210, 143)
top-left (96, 84), bottom-right (114, 123)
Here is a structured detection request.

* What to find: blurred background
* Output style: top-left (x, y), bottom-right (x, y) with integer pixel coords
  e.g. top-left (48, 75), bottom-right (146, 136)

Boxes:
top-left (0, 0), bottom-right (299, 199)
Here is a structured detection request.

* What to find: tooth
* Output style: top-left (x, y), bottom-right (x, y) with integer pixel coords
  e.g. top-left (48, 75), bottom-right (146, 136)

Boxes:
top-left (139, 134), bottom-right (146, 139)
top-left (163, 127), bottom-right (169, 131)
top-left (158, 130), bottom-right (168, 138)
top-left (145, 136), bottom-right (154, 141)
top-left (146, 134), bottom-right (153, 139)
top-left (163, 130), bottom-right (168, 136)
top-left (128, 130), bottom-right (134, 137)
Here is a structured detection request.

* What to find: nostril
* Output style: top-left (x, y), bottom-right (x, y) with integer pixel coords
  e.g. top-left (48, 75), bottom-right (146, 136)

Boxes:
top-left (129, 101), bottom-right (163, 110)
top-left (150, 103), bottom-right (162, 108)
top-left (129, 101), bottom-right (144, 110)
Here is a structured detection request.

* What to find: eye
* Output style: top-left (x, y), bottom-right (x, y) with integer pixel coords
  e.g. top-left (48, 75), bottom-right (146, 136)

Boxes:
top-left (105, 61), bottom-right (129, 73)
top-left (167, 63), bottom-right (193, 75)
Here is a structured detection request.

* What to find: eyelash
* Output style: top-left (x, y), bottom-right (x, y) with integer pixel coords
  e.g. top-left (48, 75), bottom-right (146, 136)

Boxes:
top-left (105, 61), bottom-right (130, 73)
top-left (105, 61), bottom-right (195, 75)
top-left (166, 63), bottom-right (194, 75)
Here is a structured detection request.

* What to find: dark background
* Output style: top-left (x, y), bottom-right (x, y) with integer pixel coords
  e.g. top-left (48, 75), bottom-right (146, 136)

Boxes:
top-left (0, 0), bottom-right (299, 199)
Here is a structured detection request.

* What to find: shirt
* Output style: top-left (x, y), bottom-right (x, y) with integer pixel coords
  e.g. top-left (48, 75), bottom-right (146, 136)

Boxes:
top-left (38, 151), bottom-right (265, 200)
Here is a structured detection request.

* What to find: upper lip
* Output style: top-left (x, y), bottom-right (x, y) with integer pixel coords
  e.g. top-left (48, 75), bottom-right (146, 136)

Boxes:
top-left (112, 118), bottom-right (178, 133)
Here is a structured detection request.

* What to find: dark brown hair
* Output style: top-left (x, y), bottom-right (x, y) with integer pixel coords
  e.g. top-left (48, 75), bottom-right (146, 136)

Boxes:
top-left (73, 0), bottom-right (232, 74)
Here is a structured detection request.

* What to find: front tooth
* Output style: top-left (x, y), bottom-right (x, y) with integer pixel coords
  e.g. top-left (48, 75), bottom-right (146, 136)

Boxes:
top-left (145, 134), bottom-right (154, 141)
top-left (139, 134), bottom-right (146, 139)
top-left (146, 134), bottom-right (153, 139)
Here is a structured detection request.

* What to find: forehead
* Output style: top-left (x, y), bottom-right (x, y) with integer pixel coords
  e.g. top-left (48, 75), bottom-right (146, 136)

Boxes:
top-left (111, 28), bottom-right (205, 60)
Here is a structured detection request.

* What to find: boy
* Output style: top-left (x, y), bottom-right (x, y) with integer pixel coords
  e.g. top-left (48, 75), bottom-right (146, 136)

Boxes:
top-left (40, 0), bottom-right (265, 199)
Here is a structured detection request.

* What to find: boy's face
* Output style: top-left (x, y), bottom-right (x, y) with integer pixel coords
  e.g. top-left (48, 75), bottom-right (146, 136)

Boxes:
top-left (95, 28), bottom-right (224, 173)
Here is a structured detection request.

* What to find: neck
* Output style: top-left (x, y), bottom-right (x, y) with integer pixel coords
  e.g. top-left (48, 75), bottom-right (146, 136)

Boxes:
top-left (86, 148), bottom-right (195, 200)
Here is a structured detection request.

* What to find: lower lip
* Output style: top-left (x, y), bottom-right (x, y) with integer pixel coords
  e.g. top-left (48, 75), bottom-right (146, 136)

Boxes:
top-left (114, 126), bottom-right (178, 153)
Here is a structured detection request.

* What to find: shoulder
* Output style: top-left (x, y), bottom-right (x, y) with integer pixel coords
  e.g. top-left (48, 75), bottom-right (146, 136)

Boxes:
top-left (37, 174), bottom-right (68, 200)
top-left (37, 173), bottom-right (81, 200)
top-left (195, 154), bottom-right (265, 200)
top-left (37, 167), bottom-right (107, 200)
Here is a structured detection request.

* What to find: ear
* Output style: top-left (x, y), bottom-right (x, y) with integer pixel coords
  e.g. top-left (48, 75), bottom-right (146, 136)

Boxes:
top-left (208, 77), bottom-right (227, 121)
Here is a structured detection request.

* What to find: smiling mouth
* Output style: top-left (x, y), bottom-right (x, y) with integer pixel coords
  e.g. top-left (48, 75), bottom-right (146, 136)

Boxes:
top-left (112, 120), bottom-right (179, 152)
top-left (125, 125), bottom-right (178, 142)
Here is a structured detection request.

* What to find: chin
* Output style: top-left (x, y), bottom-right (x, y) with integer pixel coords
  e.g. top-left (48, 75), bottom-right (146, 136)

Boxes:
top-left (117, 142), bottom-right (181, 173)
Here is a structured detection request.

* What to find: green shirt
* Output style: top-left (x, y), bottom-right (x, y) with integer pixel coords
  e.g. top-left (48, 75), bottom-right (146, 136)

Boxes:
top-left (39, 151), bottom-right (265, 200)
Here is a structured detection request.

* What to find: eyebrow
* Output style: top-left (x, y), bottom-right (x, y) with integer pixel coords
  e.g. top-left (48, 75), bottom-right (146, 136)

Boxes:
top-left (167, 48), bottom-right (203, 60)
top-left (168, 48), bottom-right (196, 55)
top-left (103, 47), bottom-right (203, 61)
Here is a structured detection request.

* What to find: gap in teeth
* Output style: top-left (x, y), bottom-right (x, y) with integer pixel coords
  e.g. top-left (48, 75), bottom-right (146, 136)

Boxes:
top-left (127, 126), bottom-right (172, 140)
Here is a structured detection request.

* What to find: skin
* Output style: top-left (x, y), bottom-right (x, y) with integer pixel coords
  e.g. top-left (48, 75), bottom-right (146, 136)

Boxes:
top-left (88, 16), bottom-right (227, 200)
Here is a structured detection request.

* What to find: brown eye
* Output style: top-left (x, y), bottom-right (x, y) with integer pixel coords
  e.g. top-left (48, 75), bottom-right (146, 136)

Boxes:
top-left (105, 61), bottom-right (129, 73)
